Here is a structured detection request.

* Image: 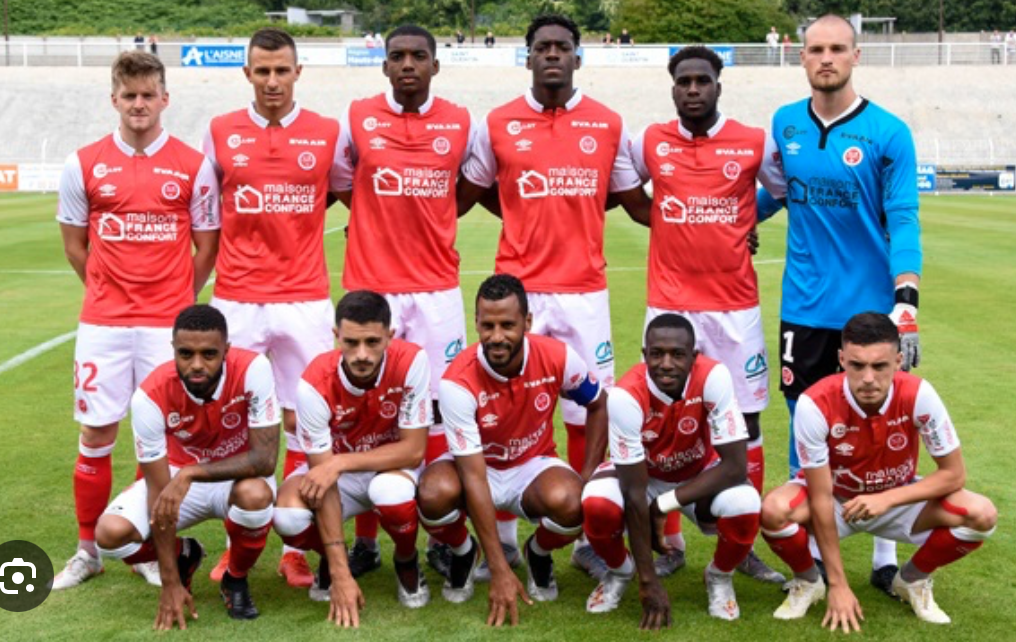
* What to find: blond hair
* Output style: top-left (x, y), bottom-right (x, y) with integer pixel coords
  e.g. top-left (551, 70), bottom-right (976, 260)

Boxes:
top-left (111, 51), bottom-right (166, 91)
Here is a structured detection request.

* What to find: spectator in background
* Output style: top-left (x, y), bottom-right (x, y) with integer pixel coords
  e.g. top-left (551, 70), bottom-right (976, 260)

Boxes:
top-left (484, 31), bottom-right (495, 47)
top-left (1005, 29), bottom-right (1016, 63)
top-left (373, 32), bottom-right (385, 49)
top-left (990, 29), bottom-right (1002, 64)
top-left (148, 35), bottom-right (158, 57)
top-left (365, 32), bottom-right (376, 49)
top-left (456, 30), bottom-right (465, 46)
top-left (782, 33), bottom-right (792, 65)
top-left (619, 28), bottom-right (633, 45)
top-left (603, 33), bottom-right (613, 46)
top-left (766, 26), bottom-right (780, 65)
top-left (133, 32), bottom-right (145, 50)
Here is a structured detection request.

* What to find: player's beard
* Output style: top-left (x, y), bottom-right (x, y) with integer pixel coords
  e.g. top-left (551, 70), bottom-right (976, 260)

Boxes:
top-left (178, 365), bottom-right (224, 400)
top-left (809, 68), bottom-right (851, 94)
top-left (483, 339), bottom-right (523, 371)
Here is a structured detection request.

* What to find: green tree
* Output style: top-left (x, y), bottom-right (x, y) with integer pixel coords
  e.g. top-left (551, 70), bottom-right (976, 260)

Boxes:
top-left (615, 0), bottom-right (795, 43)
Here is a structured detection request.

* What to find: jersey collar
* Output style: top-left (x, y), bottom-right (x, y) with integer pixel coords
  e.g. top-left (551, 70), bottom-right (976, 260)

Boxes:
top-left (246, 101), bottom-right (302, 129)
top-left (478, 337), bottom-right (530, 383)
top-left (113, 128), bottom-right (169, 157)
top-left (644, 364), bottom-right (692, 405)
top-left (676, 113), bottom-right (727, 140)
top-left (180, 362), bottom-right (228, 405)
top-left (810, 95), bottom-right (864, 129)
top-left (385, 88), bottom-right (434, 115)
top-left (524, 88), bottom-right (583, 113)
top-left (842, 375), bottom-right (895, 419)
top-left (338, 353), bottom-right (388, 396)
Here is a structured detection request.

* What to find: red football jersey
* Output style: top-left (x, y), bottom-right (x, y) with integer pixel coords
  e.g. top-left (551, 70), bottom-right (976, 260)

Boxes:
top-left (463, 91), bottom-right (640, 293)
top-left (634, 116), bottom-right (765, 311)
top-left (205, 105), bottom-right (341, 303)
top-left (795, 371), bottom-right (960, 499)
top-left (610, 356), bottom-right (746, 484)
top-left (57, 130), bottom-right (220, 326)
top-left (296, 339), bottom-right (433, 455)
top-left (340, 92), bottom-right (472, 293)
top-left (132, 347), bottom-right (279, 468)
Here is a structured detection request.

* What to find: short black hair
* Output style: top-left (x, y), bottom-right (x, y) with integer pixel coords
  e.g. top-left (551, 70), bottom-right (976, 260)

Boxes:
top-left (476, 274), bottom-right (528, 318)
top-left (248, 27), bottom-right (297, 61)
top-left (842, 312), bottom-right (900, 350)
top-left (335, 290), bottom-right (392, 328)
top-left (174, 304), bottom-right (228, 339)
top-left (526, 14), bottom-right (581, 49)
top-left (667, 45), bottom-right (723, 78)
top-left (645, 313), bottom-right (695, 347)
top-left (386, 24), bottom-right (437, 56)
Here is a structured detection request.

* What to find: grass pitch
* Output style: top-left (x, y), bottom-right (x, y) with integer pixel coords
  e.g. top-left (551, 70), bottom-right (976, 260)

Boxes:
top-left (0, 192), bottom-right (1012, 640)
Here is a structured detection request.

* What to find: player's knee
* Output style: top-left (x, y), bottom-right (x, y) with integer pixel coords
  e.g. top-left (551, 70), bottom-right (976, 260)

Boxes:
top-left (94, 515), bottom-right (138, 550)
top-left (581, 480), bottom-right (624, 539)
top-left (275, 475), bottom-right (306, 508)
top-left (966, 496), bottom-right (999, 533)
top-left (540, 480), bottom-right (583, 526)
top-left (711, 484), bottom-right (761, 518)
top-left (368, 473), bottom-right (416, 508)
top-left (273, 506), bottom-right (314, 537)
top-left (760, 488), bottom-right (794, 530)
top-left (231, 478), bottom-right (274, 510)
top-left (416, 464), bottom-right (460, 516)
top-left (79, 423), bottom-right (118, 446)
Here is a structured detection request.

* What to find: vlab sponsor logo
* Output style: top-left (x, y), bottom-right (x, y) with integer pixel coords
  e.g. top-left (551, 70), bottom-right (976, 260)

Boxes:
top-left (426, 123), bottom-right (462, 131)
top-left (227, 134), bottom-right (255, 149)
top-left (506, 120), bottom-right (537, 136)
top-left (92, 163), bottom-right (123, 179)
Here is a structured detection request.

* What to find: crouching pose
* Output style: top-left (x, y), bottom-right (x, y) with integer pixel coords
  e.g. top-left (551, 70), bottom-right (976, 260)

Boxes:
top-left (582, 313), bottom-right (761, 627)
top-left (96, 305), bottom-right (279, 628)
top-left (761, 312), bottom-right (997, 631)
top-left (272, 291), bottom-right (432, 628)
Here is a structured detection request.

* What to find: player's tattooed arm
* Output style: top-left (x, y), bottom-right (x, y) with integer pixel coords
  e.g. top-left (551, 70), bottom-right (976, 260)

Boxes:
top-left (617, 462), bottom-right (671, 630)
top-left (185, 424), bottom-right (281, 483)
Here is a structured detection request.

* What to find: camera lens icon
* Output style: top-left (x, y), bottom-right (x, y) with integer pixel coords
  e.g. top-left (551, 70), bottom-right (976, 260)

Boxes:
top-left (0, 541), bottom-right (53, 612)
top-left (0, 558), bottom-right (37, 594)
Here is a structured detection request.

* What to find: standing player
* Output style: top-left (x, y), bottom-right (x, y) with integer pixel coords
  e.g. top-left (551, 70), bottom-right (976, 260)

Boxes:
top-left (457, 13), bottom-right (648, 577)
top-left (417, 275), bottom-right (607, 626)
top-left (95, 305), bottom-right (280, 625)
top-left (581, 314), bottom-right (762, 625)
top-left (333, 24), bottom-right (472, 578)
top-left (54, 50), bottom-right (220, 589)
top-left (630, 45), bottom-right (784, 583)
top-left (760, 312), bottom-right (996, 629)
top-left (272, 291), bottom-right (433, 623)
top-left (759, 14), bottom-right (923, 593)
top-left (203, 27), bottom-right (344, 587)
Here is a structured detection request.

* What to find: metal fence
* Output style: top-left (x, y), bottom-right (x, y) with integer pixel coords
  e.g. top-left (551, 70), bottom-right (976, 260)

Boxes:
top-left (2, 39), bottom-right (1016, 67)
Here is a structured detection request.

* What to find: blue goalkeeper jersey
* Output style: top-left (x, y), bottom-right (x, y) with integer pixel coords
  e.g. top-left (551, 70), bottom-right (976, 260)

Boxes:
top-left (769, 97), bottom-right (922, 329)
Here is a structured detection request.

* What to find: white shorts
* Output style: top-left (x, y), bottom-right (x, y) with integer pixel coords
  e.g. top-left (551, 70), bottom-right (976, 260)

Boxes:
top-left (103, 472), bottom-right (277, 541)
top-left (72, 323), bottom-right (174, 425)
top-left (384, 288), bottom-right (467, 400)
top-left (288, 464), bottom-right (421, 521)
top-left (211, 297), bottom-right (334, 410)
top-left (789, 479), bottom-right (932, 546)
top-left (645, 306), bottom-right (769, 413)
top-left (529, 290), bottom-right (614, 425)
top-left (438, 453), bottom-right (572, 521)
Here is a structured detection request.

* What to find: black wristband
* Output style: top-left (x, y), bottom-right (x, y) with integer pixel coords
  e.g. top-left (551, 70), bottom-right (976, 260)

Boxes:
top-left (895, 284), bottom-right (919, 308)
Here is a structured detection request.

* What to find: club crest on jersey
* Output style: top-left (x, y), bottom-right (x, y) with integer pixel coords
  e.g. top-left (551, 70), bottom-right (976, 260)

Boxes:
top-left (579, 135), bottom-right (598, 155)
top-left (298, 151), bottom-right (317, 171)
top-left (843, 146), bottom-right (863, 166)
top-left (534, 392), bottom-right (551, 412)
top-left (887, 432), bottom-right (908, 451)
top-left (432, 136), bottom-right (451, 155)
top-left (162, 181), bottom-right (181, 200)
top-left (722, 161), bottom-right (741, 180)
top-left (678, 417), bottom-right (698, 435)
top-left (222, 412), bottom-right (242, 430)
top-left (781, 366), bottom-right (794, 386)
top-left (380, 400), bottom-right (398, 420)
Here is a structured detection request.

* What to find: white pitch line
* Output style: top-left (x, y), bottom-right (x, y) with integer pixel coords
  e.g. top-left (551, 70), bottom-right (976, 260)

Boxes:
top-left (0, 330), bottom-right (77, 375)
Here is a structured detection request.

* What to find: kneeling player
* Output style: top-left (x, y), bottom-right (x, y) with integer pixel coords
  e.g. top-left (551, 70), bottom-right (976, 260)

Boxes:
top-left (95, 305), bottom-right (279, 628)
top-left (272, 291), bottom-right (432, 628)
top-left (582, 313), bottom-right (761, 627)
top-left (761, 312), bottom-right (997, 630)
top-left (417, 274), bottom-right (607, 626)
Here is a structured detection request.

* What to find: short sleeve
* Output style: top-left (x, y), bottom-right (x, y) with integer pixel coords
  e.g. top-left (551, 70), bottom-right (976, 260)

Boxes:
top-left (190, 157), bottom-right (221, 231)
top-left (793, 394), bottom-right (831, 469)
top-left (702, 364), bottom-right (749, 446)
top-left (609, 123), bottom-right (642, 193)
top-left (914, 380), bottom-right (961, 458)
top-left (131, 389), bottom-right (168, 463)
top-left (460, 117), bottom-right (497, 188)
top-left (439, 380), bottom-right (482, 457)
top-left (56, 152), bottom-right (88, 226)
top-left (399, 351), bottom-right (434, 430)
top-left (560, 345), bottom-right (602, 407)
top-left (296, 379), bottom-right (334, 455)
top-left (607, 388), bottom-right (646, 465)
top-left (245, 354), bottom-right (279, 428)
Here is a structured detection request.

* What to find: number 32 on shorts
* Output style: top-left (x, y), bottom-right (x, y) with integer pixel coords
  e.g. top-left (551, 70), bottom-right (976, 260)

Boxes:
top-left (74, 361), bottom-right (99, 392)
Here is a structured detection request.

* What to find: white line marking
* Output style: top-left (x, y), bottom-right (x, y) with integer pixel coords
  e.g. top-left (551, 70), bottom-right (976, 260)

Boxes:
top-left (0, 331), bottom-right (77, 375)
top-left (0, 269), bottom-right (75, 275)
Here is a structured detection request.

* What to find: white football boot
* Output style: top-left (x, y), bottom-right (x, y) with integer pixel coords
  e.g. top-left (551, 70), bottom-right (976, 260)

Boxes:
top-left (586, 568), bottom-right (634, 613)
top-left (132, 561), bottom-right (162, 587)
top-left (773, 576), bottom-right (826, 619)
top-left (52, 549), bottom-right (103, 590)
top-left (704, 565), bottom-right (740, 621)
top-left (892, 573), bottom-right (951, 624)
